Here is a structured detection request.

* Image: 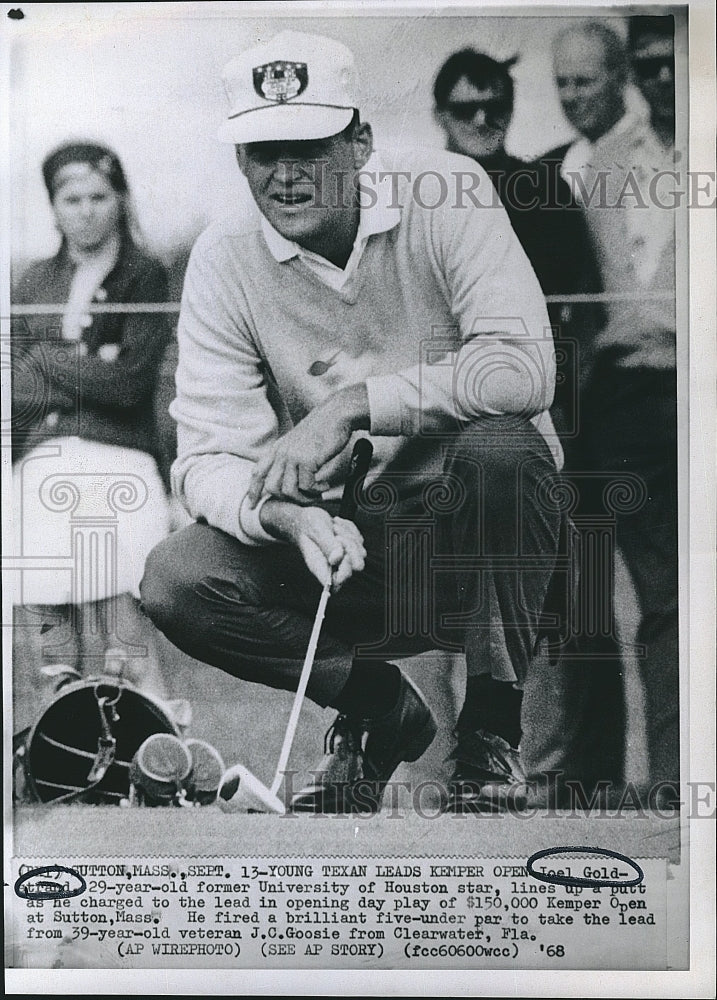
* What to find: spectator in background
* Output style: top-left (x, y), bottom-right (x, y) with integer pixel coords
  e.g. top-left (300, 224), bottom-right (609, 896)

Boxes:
top-left (548, 20), bottom-right (645, 200)
top-left (433, 48), bottom-right (599, 302)
top-left (522, 20), bottom-right (642, 801)
top-left (11, 142), bottom-right (171, 731)
top-left (578, 15), bottom-right (679, 807)
top-left (627, 14), bottom-right (676, 149)
top-left (152, 243), bottom-right (205, 539)
top-left (153, 241), bottom-right (196, 495)
top-left (432, 48), bottom-right (602, 447)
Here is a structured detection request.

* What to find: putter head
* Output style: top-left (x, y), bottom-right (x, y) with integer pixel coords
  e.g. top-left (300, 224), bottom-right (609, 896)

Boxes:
top-left (217, 763), bottom-right (285, 815)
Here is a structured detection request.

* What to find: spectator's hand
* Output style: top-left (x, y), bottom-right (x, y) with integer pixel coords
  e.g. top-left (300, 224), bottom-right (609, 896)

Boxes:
top-left (247, 385), bottom-right (369, 508)
top-left (260, 501), bottom-right (366, 591)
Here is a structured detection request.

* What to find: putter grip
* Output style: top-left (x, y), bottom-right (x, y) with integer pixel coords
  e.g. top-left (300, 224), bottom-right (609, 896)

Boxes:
top-left (338, 438), bottom-right (373, 521)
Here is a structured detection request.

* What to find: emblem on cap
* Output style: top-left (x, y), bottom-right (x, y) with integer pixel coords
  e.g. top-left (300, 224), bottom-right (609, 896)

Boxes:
top-left (253, 61), bottom-right (308, 103)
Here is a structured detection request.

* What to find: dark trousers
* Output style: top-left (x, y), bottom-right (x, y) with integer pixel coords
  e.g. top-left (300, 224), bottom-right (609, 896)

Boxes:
top-left (141, 420), bottom-right (562, 713)
top-left (528, 364), bottom-right (679, 801)
top-left (587, 366), bottom-right (679, 795)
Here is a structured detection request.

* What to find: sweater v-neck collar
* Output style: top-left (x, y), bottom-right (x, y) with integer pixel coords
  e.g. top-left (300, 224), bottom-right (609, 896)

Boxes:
top-left (286, 251), bottom-right (366, 304)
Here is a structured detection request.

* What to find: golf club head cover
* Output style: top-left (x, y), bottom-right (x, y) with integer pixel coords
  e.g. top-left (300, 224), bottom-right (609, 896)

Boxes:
top-left (129, 733), bottom-right (193, 806)
top-left (184, 738), bottom-right (225, 805)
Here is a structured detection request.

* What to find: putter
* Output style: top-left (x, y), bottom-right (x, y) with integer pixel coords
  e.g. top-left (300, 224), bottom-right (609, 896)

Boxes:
top-left (218, 437), bottom-right (374, 814)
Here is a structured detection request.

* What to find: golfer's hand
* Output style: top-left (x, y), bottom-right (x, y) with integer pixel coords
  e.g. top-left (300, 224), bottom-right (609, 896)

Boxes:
top-left (260, 501), bottom-right (366, 591)
top-left (247, 384), bottom-right (369, 508)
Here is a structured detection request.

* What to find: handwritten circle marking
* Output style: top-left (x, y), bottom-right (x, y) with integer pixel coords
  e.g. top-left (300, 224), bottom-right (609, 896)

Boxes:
top-left (526, 846), bottom-right (644, 888)
top-left (14, 865), bottom-right (87, 900)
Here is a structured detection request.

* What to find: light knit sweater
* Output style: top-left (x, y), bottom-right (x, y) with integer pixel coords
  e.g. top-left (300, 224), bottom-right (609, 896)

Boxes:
top-left (171, 148), bottom-right (561, 545)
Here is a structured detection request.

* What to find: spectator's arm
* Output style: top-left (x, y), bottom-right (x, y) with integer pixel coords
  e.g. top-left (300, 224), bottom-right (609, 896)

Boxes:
top-left (11, 346), bottom-right (77, 415)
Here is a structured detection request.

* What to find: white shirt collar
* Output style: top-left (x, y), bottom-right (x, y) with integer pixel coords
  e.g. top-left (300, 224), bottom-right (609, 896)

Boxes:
top-left (561, 110), bottom-right (649, 197)
top-left (598, 108), bottom-right (645, 145)
top-left (261, 151), bottom-right (401, 264)
top-left (565, 108), bottom-right (645, 160)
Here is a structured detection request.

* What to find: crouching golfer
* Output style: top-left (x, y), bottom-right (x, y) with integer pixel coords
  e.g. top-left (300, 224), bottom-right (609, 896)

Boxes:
top-left (141, 31), bottom-right (564, 813)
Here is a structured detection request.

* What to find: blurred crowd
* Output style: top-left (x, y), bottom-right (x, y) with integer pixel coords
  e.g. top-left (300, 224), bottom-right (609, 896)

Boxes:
top-left (10, 15), bottom-right (679, 805)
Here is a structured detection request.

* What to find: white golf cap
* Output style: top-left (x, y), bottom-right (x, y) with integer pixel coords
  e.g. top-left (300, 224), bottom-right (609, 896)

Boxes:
top-left (219, 30), bottom-right (358, 144)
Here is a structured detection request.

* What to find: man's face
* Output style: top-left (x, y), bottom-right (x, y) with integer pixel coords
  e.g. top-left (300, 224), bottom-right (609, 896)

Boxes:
top-left (553, 33), bottom-right (625, 141)
top-left (236, 123), bottom-right (372, 254)
top-left (631, 33), bottom-right (675, 130)
top-left (435, 77), bottom-right (512, 161)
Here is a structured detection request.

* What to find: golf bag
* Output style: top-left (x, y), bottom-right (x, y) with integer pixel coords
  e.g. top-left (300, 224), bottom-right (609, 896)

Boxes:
top-left (16, 677), bottom-right (181, 805)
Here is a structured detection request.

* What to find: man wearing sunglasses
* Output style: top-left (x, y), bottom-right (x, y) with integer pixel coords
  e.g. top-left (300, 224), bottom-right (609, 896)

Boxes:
top-left (629, 15), bottom-right (675, 148)
top-left (432, 49), bottom-right (601, 444)
top-left (433, 48), bottom-right (599, 314)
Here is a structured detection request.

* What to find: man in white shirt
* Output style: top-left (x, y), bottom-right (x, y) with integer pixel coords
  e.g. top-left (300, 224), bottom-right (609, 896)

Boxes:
top-left (578, 14), bottom-right (679, 808)
top-left (532, 14), bottom-right (680, 811)
top-left (547, 20), bottom-right (642, 202)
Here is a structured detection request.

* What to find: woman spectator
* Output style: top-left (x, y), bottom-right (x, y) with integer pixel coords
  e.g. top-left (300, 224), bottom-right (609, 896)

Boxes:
top-left (12, 141), bottom-right (171, 730)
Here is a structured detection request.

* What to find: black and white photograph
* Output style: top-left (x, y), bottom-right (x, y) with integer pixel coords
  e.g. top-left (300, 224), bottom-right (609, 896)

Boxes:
top-left (2, 1), bottom-right (714, 993)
